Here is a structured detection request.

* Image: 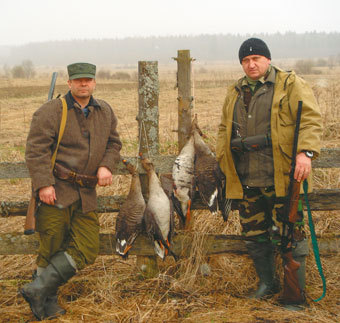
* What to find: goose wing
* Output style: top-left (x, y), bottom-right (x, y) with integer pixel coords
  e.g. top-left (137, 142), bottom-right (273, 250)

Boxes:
top-left (215, 164), bottom-right (232, 222)
top-left (143, 203), bottom-right (173, 260)
top-left (115, 173), bottom-right (146, 258)
top-left (160, 174), bottom-right (175, 242)
top-left (194, 153), bottom-right (220, 215)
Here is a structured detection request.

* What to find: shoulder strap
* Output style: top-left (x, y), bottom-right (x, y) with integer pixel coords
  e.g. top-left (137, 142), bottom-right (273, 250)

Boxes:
top-left (303, 180), bottom-right (327, 302)
top-left (51, 97), bottom-right (68, 167)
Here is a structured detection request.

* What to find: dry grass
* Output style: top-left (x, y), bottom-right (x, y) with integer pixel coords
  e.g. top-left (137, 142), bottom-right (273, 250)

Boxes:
top-left (0, 64), bottom-right (339, 322)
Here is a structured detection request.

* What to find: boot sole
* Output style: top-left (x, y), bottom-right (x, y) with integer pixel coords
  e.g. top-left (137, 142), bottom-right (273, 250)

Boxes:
top-left (19, 288), bottom-right (45, 320)
top-left (45, 308), bottom-right (66, 320)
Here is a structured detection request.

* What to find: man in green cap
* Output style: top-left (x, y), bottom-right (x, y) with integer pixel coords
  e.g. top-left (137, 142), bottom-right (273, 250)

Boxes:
top-left (216, 38), bottom-right (322, 309)
top-left (20, 62), bottom-right (122, 320)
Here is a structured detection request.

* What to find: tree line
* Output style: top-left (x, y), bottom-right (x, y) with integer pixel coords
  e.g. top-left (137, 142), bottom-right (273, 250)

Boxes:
top-left (1, 32), bottom-right (340, 67)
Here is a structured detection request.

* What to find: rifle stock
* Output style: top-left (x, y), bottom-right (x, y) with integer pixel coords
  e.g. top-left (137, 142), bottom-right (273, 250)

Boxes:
top-left (24, 194), bottom-right (38, 235)
top-left (282, 251), bottom-right (304, 304)
top-left (24, 71), bottom-right (58, 235)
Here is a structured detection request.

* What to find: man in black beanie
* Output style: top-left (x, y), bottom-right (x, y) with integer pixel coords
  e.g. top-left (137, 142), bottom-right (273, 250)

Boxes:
top-left (216, 38), bottom-right (323, 309)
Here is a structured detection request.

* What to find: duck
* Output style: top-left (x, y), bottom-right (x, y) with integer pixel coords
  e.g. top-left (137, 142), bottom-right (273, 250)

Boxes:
top-left (115, 159), bottom-right (146, 258)
top-left (172, 133), bottom-right (195, 228)
top-left (140, 153), bottom-right (177, 260)
top-left (192, 115), bottom-right (232, 221)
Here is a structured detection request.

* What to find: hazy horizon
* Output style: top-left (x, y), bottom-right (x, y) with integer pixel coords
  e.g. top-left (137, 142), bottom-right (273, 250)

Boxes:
top-left (1, 0), bottom-right (339, 47)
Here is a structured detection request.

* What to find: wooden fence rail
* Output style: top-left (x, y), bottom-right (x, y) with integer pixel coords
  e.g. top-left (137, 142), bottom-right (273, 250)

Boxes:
top-left (0, 232), bottom-right (339, 256)
top-left (1, 148), bottom-right (340, 216)
top-left (0, 52), bottom-right (339, 269)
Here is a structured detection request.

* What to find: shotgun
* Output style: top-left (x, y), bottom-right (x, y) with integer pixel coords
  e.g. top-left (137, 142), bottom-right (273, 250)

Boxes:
top-left (24, 72), bottom-right (58, 235)
top-left (281, 100), bottom-right (305, 304)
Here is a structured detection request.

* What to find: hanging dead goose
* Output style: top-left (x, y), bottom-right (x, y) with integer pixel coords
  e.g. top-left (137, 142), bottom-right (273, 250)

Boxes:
top-left (192, 116), bottom-right (231, 221)
top-left (172, 132), bottom-right (195, 228)
top-left (115, 159), bottom-right (146, 258)
top-left (140, 153), bottom-right (177, 260)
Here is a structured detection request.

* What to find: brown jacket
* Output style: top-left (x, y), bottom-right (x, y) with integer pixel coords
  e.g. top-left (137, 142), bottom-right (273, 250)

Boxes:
top-left (216, 66), bottom-right (323, 199)
top-left (25, 91), bottom-right (122, 213)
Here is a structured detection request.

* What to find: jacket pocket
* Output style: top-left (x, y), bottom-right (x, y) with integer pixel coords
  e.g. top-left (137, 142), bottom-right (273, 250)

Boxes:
top-left (278, 95), bottom-right (294, 126)
top-left (216, 134), bottom-right (227, 161)
top-left (278, 143), bottom-right (293, 175)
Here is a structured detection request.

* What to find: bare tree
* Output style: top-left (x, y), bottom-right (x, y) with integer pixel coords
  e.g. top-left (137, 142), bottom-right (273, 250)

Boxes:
top-left (22, 60), bottom-right (36, 79)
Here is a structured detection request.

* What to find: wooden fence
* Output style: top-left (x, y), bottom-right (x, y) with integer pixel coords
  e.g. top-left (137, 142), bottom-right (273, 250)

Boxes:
top-left (1, 50), bottom-right (339, 276)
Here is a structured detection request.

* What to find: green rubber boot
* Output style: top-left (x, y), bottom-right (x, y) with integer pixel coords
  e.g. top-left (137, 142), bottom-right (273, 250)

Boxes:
top-left (20, 252), bottom-right (76, 320)
top-left (246, 241), bottom-right (279, 299)
top-left (45, 294), bottom-right (66, 319)
top-left (31, 268), bottom-right (66, 319)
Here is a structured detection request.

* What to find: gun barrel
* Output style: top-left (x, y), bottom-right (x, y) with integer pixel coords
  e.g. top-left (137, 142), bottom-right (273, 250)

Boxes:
top-left (47, 71), bottom-right (58, 101)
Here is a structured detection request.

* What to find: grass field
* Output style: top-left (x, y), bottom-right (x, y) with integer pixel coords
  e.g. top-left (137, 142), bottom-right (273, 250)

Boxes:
top-left (0, 62), bottom-right (339, 322)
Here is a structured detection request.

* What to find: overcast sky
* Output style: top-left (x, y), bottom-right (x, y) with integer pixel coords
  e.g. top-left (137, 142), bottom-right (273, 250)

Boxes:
top-left (1, 0), bottom-right (339, 46)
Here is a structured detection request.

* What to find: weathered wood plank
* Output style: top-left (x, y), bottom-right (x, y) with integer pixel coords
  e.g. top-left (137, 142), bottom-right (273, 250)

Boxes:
top-left (0, 232), bottom-right (338, 256)
top-left (0, 156), bottom-right (177, 179)
top-left (1, 148), bottom-right (338, 180)
top-left (305, 189), bottom-right (340, 210)
top-left (2, 189), bottom-right (340, 217)
top-left (312, 147), bottom-right (340, 168)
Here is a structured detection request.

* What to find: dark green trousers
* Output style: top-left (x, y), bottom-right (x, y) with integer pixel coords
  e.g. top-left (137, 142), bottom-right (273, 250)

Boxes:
top-left (36, 200), bottom-right (99, 270)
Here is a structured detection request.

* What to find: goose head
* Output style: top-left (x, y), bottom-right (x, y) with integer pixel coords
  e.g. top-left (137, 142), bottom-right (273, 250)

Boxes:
top-left (122, 159), bottom-right (137, 175)
top-left (139, 153), bottom-right (154, 172)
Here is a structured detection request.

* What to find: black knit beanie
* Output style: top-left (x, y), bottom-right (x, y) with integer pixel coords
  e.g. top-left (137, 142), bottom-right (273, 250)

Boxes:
top-left (238, 38), bottom-right (271, 64)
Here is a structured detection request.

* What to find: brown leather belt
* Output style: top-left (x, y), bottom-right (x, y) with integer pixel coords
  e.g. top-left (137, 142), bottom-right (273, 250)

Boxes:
top-left (53, 162), bottom-right (97, 189)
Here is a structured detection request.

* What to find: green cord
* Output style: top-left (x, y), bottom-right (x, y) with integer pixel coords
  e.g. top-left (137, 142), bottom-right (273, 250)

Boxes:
top-left (303, 180), bottom-right (327, 302)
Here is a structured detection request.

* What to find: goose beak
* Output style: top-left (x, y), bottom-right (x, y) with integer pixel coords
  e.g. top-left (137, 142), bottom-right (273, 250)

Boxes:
top-left (165, 239), bottom-right (171, 256)
top-left (123, 245), bottom-right (132, 255)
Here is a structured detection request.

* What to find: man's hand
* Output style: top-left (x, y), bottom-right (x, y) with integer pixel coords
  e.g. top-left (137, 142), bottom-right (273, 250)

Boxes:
top-left (294, 152), bottom-right (312, 183)
top-left (97, 166), bottom-right (112, 186)
top-left (39, 186), bottom-right (56, 205)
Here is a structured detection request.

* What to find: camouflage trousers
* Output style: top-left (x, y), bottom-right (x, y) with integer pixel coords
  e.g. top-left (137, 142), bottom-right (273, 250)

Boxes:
top-left (233, 186), bottom-right (306, 245)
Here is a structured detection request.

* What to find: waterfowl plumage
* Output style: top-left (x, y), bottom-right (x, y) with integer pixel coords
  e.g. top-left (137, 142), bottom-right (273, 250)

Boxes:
top-left (160, 173), bottom-right (175, 242)
top-left (115, 159), bottom-right (146, 258)
top-left (193, 116), bottom-right (232, 221)
top-left (172, 134), bottom-right (195, 228)
top-left (140, 154), bottom-right (176, 260)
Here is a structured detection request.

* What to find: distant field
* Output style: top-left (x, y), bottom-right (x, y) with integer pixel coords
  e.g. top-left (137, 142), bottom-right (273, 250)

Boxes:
top-left (0, 64), bottom-right (339, 322)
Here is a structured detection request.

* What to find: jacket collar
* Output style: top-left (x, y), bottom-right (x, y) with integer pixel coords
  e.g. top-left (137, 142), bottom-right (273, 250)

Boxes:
top-left (236, 65), bottom-right (276, 92)
top-left (65, 91), bottom-right (101, 110)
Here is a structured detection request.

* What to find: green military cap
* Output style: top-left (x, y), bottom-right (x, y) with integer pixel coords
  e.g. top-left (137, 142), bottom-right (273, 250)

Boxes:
top-left (67, 62), bottom-right (96, 80)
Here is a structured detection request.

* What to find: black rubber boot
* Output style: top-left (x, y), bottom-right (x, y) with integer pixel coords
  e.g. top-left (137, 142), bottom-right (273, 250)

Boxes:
top-left (246, 241), bottom-right (278, 299)
top-left (20, 252), bottom-right (76, 320)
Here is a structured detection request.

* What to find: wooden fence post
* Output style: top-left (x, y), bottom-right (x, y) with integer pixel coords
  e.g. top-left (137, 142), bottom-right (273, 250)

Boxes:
top-left (136, 61), bottom-right (160, 278)
top-left (174, 50), bottom-right (194, 151)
